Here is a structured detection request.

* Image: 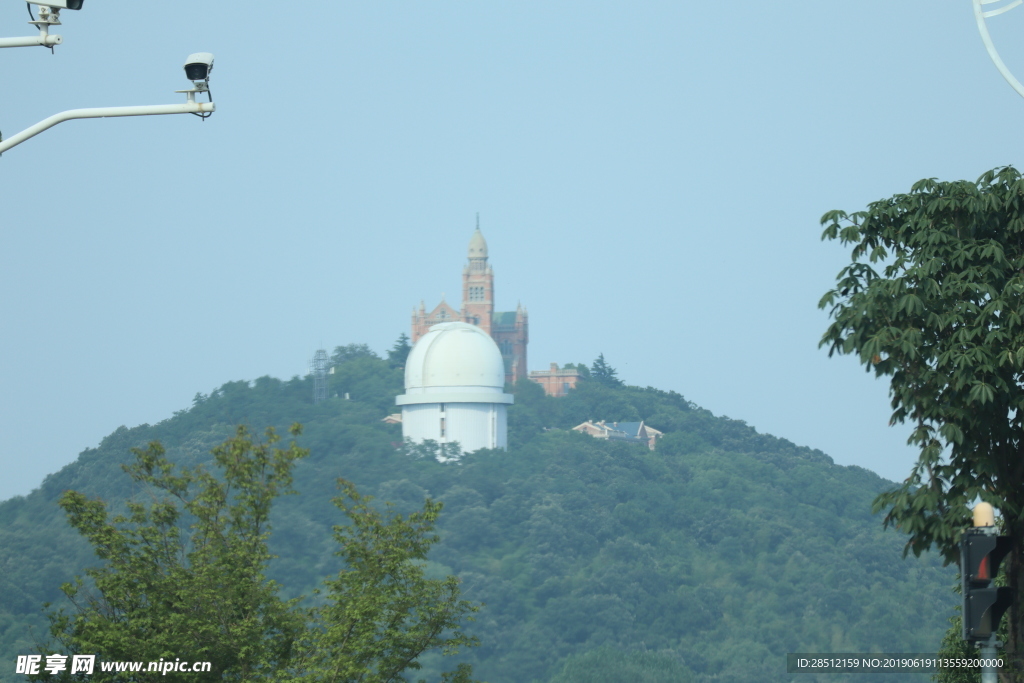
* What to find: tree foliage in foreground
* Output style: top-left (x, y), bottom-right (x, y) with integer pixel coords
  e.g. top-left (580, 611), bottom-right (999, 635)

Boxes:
top-left (820, 165), bottom-right (1024, 679)
top-left (287, 481), bottom-right (478, 683)
top-left (33, 425), bottom-right (478, 682)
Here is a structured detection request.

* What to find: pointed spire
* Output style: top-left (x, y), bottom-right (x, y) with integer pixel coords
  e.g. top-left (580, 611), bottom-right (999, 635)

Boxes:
top-left (468, 219), bottom-right (488, 260)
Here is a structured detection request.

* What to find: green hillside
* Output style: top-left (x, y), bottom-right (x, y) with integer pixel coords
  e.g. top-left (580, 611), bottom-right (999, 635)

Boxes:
top-left (0, 349), bottom-right (956, 682)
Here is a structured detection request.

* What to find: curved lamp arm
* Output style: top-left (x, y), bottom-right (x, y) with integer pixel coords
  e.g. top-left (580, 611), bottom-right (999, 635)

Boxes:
top-left (973, 0), bottom-right (1024, 98)
top-left (0, 101), bottom-right (215, 155)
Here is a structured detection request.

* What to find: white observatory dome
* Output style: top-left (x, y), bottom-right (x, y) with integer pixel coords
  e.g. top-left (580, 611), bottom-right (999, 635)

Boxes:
top-left (396, 321), bottom-right (513, 454)
top-left (404, 322), bottom-right (506, 395)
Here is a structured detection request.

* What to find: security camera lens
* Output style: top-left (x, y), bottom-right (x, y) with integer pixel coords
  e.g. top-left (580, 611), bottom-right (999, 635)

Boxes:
top-left (184, 64), bottom-right (209, 81)
top-left (66, 0), bottom-right (83, 9)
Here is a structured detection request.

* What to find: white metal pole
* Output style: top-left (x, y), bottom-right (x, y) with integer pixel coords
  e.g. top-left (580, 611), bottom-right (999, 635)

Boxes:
top-left (973, 0), bottom-right (1024, 98)
top-left (979, 640), bottom-right (998, 683)
top-left (0, 34), bottom-right (61, 48)
top-left (0, 102), bottom-right (215, 155)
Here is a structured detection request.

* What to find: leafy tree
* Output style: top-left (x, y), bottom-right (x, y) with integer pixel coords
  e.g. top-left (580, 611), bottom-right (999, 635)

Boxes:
top-left (38, 425), bottom-right (307, 681)
top-left (388, 333), bottom-right (413, 369)
top-left (819, 166), bottom-right (1024, 676)
top-left (332, 344), bottom-right (379, 366)
top-left (35, 425), bottom-right (480, 682)
top-left (329, 355), bottom-right (404, 411)
top-left (286, 481), bottom-right (479, 683)
top-left (589, 354), bottom-right (622, 388)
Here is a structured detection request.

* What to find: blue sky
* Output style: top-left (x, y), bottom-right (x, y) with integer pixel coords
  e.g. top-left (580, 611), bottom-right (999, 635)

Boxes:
top-left (1, 0), bottom-right (1022, 501)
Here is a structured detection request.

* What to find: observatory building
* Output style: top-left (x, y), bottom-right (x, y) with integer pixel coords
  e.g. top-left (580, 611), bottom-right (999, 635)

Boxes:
top-left (396, 321), bottom-right (513, 452)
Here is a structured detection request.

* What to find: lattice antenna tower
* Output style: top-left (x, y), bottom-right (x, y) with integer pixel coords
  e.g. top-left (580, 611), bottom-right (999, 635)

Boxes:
top-left (311, 348), bottom-right (330, 404)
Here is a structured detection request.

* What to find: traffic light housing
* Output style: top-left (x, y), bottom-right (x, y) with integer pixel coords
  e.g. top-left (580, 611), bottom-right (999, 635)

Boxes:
top-left (961, 528), bottom-right (1013, 641)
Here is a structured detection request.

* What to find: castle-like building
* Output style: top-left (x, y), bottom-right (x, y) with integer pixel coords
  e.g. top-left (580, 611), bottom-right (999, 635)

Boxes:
top-left (411, 227), bottom-right (528, 385)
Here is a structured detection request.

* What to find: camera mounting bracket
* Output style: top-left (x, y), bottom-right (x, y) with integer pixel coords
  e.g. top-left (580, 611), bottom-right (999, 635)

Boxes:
top-left (0, 5), bottom-right (63, 48)
top-left (175, 81), bottom-right (210, 104)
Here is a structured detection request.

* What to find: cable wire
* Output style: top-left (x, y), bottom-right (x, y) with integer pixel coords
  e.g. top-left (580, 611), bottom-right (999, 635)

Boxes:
top-left (190, 85), bottom-right (213, 120)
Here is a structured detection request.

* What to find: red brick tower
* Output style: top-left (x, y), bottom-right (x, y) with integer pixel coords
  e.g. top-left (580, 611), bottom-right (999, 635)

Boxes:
top-left (410, 223), bottom-right (529, 386)
top-left (461, 226), bottom-right (494, 335)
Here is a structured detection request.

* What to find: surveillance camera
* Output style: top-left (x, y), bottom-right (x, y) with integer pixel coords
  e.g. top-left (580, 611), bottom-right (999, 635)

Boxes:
top-left (184, 53), bottom-right (214, 82)
top-left (28, 0), bottom-right (84, 9)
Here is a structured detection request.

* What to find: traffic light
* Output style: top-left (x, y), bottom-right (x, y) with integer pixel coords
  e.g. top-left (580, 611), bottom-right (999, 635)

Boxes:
top-left (961, 528), bottom-right (1013, 641)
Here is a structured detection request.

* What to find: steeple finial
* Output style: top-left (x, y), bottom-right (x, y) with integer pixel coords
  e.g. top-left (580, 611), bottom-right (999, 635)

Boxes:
top-left (476, 212), bottom-right (480, 231)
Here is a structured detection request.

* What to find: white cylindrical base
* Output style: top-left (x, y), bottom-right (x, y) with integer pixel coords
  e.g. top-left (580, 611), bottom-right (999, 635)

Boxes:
top-left (402, 402), bottom-right (507, 453)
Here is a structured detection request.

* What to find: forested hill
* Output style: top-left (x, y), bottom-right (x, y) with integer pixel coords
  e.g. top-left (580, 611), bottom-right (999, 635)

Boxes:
top-left (0, 347), bottom-right (956, 683)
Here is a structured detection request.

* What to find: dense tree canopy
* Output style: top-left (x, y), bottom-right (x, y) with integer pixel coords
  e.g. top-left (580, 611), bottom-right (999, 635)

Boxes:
top-left (32, 425), bottom-right (478, 682)
top-left (548, 647), bottom-right (693, 683)
top-left (819, 166), bottom-right (1024, 677)
top-left (332, 344), bottom-right (380, 366)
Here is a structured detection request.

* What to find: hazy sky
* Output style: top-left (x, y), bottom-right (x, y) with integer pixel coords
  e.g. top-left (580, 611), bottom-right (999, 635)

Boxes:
top-left (1, 1), bottom-right (1021, 501)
